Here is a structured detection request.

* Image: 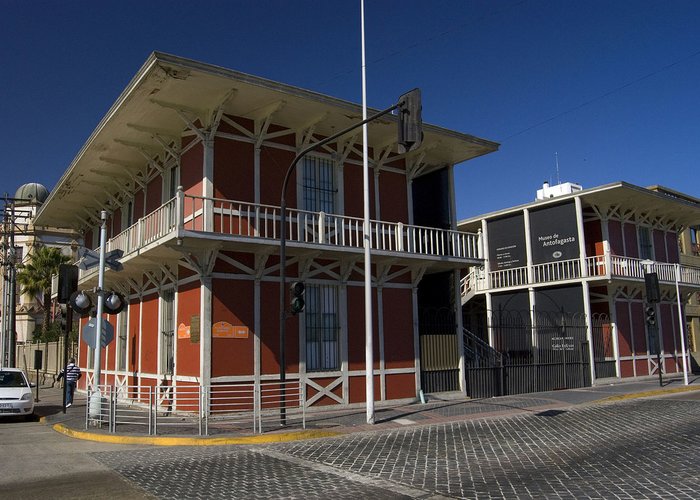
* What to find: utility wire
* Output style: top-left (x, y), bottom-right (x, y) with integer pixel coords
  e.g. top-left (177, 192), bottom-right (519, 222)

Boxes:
top-left (503, 47), bottom-right (700, 141)
top-left (313, 0), bottom-right (528, 89)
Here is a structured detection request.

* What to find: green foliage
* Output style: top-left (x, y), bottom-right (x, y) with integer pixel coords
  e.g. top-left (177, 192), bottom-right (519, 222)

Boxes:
top-left (16, 245), bottom-right (71, 334)
top-left (33, 321), bottom-right (78, 343)
top-left (17, 246), bottom-right (71, 299)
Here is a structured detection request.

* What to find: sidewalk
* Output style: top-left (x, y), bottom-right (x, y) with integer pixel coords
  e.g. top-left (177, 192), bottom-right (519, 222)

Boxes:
top-left (36, 374), bottom-right (700, 446)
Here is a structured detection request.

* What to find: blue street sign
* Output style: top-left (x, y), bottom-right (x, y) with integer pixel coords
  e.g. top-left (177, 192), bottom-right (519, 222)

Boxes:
top-left (80, 318), bottom-right (115, 348)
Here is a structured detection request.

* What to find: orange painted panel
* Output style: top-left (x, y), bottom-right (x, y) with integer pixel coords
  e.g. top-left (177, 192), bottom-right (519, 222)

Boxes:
top-left (348, 374), bottom-right (380, 404)
top-left (181, 141), bottom-right (203, 195)
top-left (260, 281), bottom-right (299, 375)
top-left (212, 279), bottom-right (254, 377)
top-left (111, 208), bottom-right (122, 237)
top-left (128, 301), bottom-right (140, 372)
top-left (133, 190), bottom-right (144, 222)
top-left (664, 356), bottom-right (680, 374)
top-left (653, 229), bottom-right (667, 262)
top-left (214, 137), bottom-right (253, 201)
top-left (344, 162), bottom-right (376, 219)
top-left (615, 301), bottom-right (632, 356)
top-left (177, 282), bottom-right (201, 377)
top-left (608, 220), bottom-right (624, 255)
top-left (385, 373), bottom-right (416, 400)
top-left (620, 359), bottom-right (635, 377)
top-left (260, 147), bottom-right (295, 207)
top-left (140, 294), bottom-right (159, 374)
top-left (666, 232), bottom-right (680, 263)
top-left (347, 285), bottom-right (380, 371)
top-left (382, 288), bottom-right (415, 369)
top-left (379, 170), bottom-right (408, 223)
top-left (104, 314), bottom-right (118, 371)
top-left (584, 219), bottom-right (602, 257)
top-left (630, 302), bottom-right (647, 355)
top-left (660, 303), bottom-right (676, 354)
top-left (145, 175), bottom-right (162, 214)
top-left (635, 358), bottom-right (649, 376)
top-left (623, 223), bottom-right (639, 258)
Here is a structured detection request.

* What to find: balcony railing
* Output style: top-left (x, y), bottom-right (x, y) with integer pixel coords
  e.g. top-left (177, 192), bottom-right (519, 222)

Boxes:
top-left (83, 192), bottom-right (481, 278)
top-left (462, 253), bottom-right (700, 299)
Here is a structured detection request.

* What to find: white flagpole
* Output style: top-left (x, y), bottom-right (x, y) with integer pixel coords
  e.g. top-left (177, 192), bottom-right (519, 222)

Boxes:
top-left (361, 0), bottom-right (375, 424)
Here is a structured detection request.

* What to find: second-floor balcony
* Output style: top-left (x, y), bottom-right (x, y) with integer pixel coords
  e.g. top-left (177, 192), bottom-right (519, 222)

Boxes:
top-left (461, 253), bottom-right (700, 303)
top-left (81, 191), bottom-right (483, 282)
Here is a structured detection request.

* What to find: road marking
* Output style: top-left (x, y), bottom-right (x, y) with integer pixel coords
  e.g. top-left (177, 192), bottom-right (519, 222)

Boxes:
top-left (52, 423), bottom-right (342, 446)
top-left (394, 418), bottom-right (416, 425)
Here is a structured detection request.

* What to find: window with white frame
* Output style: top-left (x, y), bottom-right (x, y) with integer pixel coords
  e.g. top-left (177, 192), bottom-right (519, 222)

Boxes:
top-left (165, 163), bottom-right (180, 200)
top-left (122, 199), bottom-right (134, 229)
top-left (160, 289), bottom-right (175, 375)
top-left (117, 305), bottom-right (128, 372)
top-left (302, 156), bottom-right (335, 213)
top-left (305, 284), bottom-right (340, 372)
top-left (690, 226), bottom-right (700, 255)
top-left (638, 226), bottom-right (653, 260)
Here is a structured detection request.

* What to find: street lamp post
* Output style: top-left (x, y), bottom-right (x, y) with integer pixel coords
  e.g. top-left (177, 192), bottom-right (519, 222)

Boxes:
top-left (674, 263), bottom-right (690, 385)
top-left (278, 94), bottom-right (421, 425)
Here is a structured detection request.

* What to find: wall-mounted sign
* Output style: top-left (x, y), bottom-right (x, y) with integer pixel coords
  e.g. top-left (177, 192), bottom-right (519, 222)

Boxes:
top-left (488, 213), bottom-right (526, 270)
top-left (177, 323), bottom-right (190, 339)
top-left (190, 315), bottom-right (200, 343)
top-left (529, 202), bottom-right (579, 264)
top-left (212, 321), bottom-right (249, 339)
top-left (551, 336), bottom-right (574, 351)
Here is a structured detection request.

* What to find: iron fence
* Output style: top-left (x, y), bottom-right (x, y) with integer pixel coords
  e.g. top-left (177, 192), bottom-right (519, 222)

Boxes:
top-left (462, 310), bottom-right (613, 398)
top-left (85, 381), bottom-right (304, 436)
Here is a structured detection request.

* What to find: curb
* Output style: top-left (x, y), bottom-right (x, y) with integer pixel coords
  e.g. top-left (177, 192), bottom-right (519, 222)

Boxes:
top-left (51, 422), bottom-right (343, 446)
top-left (598, 385), bottom-right (700, 402)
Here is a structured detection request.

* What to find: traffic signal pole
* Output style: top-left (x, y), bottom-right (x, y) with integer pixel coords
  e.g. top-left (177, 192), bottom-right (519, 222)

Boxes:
top-left (62, 306), bottom-right (72, 413)
top-left (89, 211), bottom-right (108, 418)
top-left (278, 102), bottom-right (407, 426)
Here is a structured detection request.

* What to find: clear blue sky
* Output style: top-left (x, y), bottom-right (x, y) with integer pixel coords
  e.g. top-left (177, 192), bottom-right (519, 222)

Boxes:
top-left (2, 0), bottom-right (699, 220)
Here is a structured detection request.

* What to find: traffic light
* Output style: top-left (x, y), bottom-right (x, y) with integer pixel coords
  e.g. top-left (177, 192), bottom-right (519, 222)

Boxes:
top-left (290, 281), bottom-right (305, 315)
top-left (57, 304), bottom-right (68, 329)
top-left (57, 264), bottom-right (79, 304)
top-left (103, 291), bottom-right (125, 315)
top-left (645, 305), bottom-right (656, 327)
top-left (397, 88), bottom-right (423, 154)
top-left (644, 272), bottom-right (660, 303)
top-left (69, 290), bottom-right (92, 316)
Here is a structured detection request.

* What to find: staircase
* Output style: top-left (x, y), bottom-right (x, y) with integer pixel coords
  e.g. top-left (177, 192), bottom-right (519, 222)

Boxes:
top-left (462, 327), bottom-right (507, 398)
top-left (460, 268), bottom-right (486, 305)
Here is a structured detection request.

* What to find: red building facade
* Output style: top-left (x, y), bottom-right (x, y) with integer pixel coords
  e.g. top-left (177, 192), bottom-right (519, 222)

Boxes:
top-left (35, 53), bottom-right (499, 408)
top-left (460, 182), bottom-right (700, 394)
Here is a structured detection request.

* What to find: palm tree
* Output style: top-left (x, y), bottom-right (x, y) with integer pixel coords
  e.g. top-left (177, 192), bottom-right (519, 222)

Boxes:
top-left (16, 245), bottom-right (71, 337)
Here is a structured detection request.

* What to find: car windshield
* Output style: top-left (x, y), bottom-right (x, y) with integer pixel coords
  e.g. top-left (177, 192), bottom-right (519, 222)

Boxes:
top-left (0, 371), bottom-right (27, 388)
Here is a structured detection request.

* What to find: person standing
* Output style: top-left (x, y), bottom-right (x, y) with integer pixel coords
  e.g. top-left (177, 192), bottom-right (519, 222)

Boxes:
top-left (57, 358), bottom-right (81, 407)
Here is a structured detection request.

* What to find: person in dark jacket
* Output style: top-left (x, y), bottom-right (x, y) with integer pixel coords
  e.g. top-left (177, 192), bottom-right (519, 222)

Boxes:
top-left (57, 358), bottom-right (81, 407)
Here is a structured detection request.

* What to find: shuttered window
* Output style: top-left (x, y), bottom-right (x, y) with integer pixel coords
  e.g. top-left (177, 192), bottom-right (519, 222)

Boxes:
top-left (302, 156), bottom-right (335, 213)
top-left (305, 284), bottom-right (339, 372)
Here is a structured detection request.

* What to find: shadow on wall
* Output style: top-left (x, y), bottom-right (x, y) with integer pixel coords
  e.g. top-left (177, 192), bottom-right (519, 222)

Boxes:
top-left (690, 352), bottom-right (700, 374)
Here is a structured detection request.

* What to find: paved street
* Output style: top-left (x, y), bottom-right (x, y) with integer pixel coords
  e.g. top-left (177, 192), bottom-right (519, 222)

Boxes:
top-left (2, 385), bottom-right (699, 499)
top-left (93, 394), bottom-right (700, 499)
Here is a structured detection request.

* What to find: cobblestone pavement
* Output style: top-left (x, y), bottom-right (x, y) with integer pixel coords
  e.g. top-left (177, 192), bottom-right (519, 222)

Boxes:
top-left (91, 396), bottom-right (700, 499)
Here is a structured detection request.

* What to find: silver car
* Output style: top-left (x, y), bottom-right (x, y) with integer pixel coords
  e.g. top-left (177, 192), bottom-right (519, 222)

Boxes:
top-left (0, 368), bottom-right (35, 419)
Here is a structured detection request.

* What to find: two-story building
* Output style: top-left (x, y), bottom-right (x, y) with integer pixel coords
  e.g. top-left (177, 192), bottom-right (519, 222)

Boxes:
top-left (649, 186), bottom-right (700, 370)
top-left (458, 181), bottom-right (700, 398)
top-left (33, 52), bottom-right (499, 410)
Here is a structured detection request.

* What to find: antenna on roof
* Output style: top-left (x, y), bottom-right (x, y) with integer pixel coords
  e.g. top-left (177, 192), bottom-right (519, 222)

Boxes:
top-left (555, 152), bottom-right (560, 185)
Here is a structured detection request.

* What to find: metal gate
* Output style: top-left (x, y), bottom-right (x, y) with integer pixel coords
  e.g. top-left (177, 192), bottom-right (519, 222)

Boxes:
top-left (464, 310), bottom-right (612, 397)
top-left (419, 307), bottom-right (460, 393)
